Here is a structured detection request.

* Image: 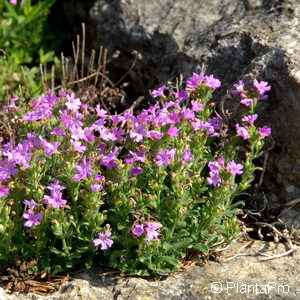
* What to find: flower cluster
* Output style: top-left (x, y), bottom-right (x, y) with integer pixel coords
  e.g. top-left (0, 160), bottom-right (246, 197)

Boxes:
top-left (0, 71), bottom-right (272, 275)
top-left (132, 222), bottom-right (162, 242)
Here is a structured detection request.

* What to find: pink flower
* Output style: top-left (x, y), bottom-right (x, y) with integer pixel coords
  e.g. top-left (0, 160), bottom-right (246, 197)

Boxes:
top-left (236, 124), bottom-right (250, 140)
top-left (130, 166), bottom-right (143, 177)
top-left (23, 199), bottom-right (42, 209)
top-left (71, 140), bottom-right (86, 153)
top-left (93, 231), bottom-right (113, 250)
top-left (242, 114), bottom-right (258, 125)
top-left (130, 124), bottom-right (147, 142)
top-left (168, 125), bottom-right (179, 137)
top-left (191, 100), bottom-right (203, 112)
top-left (204, 75), bottom-right (221, 89)
top-left (186, 72), bottom-right (205, 90)
top-left (40, 138), bottom-right (60, 156)
top-left (124, 150), bottom-right (146, 164)
top-left (207, 171), bottom-right (222, 187)
top-left (51, 127), bottom-right (66, 136)
top-left (253, 79), bottom-right (271, 94)
top-left (176, 90), bottom-right (188, 101)
top-left (73, 157), bottom-right (94, 181)
top-left (132, 223), bottom-right (144, 237)
top-left (65, 93), bottom-right (81, 111)
top-left (182, 149), bottom-right (194, 163)
top-left (240, 98), bottom-right (253, 106)
top-left (0, 185), bottom-right (9, 197)
top-left (23, 210), bottom-right (43, 227)
top-left (144, 222), bottom-right (162, 242)
top-left (91, 184), bottom-right (104, 192)
top-left (227, 160), bottom-right (244, 175)
top-left (151, 85), bottom-right (166, 98)
top-left (231, 80), bottom-right (245, 95)
top-left (95, 105), bottom-right (108, 119)
top-left (156, 148), bottom-right (176, 166)
top-left (258, 126), bottom-right (272, 137)
top-left (43, 182), bottom-right (67, 208)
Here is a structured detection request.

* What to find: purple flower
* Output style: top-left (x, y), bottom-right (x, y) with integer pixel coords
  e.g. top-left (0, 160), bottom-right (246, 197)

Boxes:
top-left (130, 123), bottom-right (148, 142)
top-left (236, 124), bottom-right (250, 140)
top-left (100, 147), bottom-right (119, 169)
top-left (217, 158), bottom-right (225, 165)
top-left (51, 127), bottom-right (66, 136)
top-left (231, 80), bottom-right (245, 95)
top-left (65, 93), bottom-right (81, 111)
top-left (69, 125), bottom-right (85, 140)
top-left (110, 115), bottom-right (125, 125)
top-left (148, 130), bottom-right (164, 140)
top-left (242, 114), bottom-right (258, 125)
top-left (93, 231), bottom-right (114, 250)
top-left (166, 112), bottom-right (181, 124)
top-left (99, 128), bottom-right (116, 141)
top-left (151, 85), bottom-right (166, 98)
top-left (3, 96), bottom-right (19, 111)
top-left (182, 149), bottom-right (194, 163)
top-left (47, 180), bottom-right (66, 193)
top-left (253, 79), bottom-right (271, 94)
top-left (23, 199), bottom-right (42, 209)
top-left (71, 140), bottom-right (86, 153)
top-left (168, 125), bottom-right (179, 137)
top-left (258, 126), bottom-right (272, 137)
top-left (0, 185), bottom-right (9, 197)
top-left (94, 174), bottom-right (105, 183)
top-left (0, 173), bottom-right (10, 181)
top-left (176, 90), bottom-right (188, 101)
top-left (40, 139), bottom-right (60, 156)
top-left (91, 184), bottom-right (104, 192)
top-left (21, 110), bottom-right (46, 121)
top-left (132, 223), bottom-right (144, 237)
top-left (73, 157), bottom-right (94, 181)
top-left (204, 75), bottom-right (221, 89)
top-left (0, 159), bottom-right (18, 177)
top-left (130, 166), bottom-right (143, 177)
top-left (43, 181), bottom-right (67, 208)
top-left (240, 98), bottom-right (253, 106)
top-left (156, 148), bottom-right (176, 166)
top-left (95, 105), bottom-right (108, 119)
top-left (182, 107), bottom-right (195, 120)
top-left (23, 210), bottom-right (43, 227)
top-left (6, 143), bottom-right (32, 168)
top-left (227, 160), bottom-right (244, 175)
top-left (186, 72), bottom-right (205, 90)
top-left (207, 171), bottom-right (222, 187)
top-left (208, 161), bottom-right (221, 172)
top-left (144, 222), bottom-right (162, 242)
top-left (191, 118), bottom-right (205, 131)
top-left (124, 150), bottom-right (146, 164)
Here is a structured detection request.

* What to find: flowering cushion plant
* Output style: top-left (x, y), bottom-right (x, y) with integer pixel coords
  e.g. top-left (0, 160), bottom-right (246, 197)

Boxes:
top-left (0, 73), bottom-right (271, 276)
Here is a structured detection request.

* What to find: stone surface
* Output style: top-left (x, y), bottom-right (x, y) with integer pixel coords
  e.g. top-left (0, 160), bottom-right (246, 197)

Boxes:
top-left (61, 0), bottom-right (300, 219)
top-left (1, 240), bottom-right (300, 299)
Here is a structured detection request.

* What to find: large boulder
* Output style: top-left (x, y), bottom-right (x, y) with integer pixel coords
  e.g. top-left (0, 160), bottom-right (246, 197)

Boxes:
top-left (62, 0), bottom-right (300, 213)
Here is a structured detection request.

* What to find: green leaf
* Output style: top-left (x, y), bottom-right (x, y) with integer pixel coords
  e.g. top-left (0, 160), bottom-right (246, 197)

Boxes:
top-left (192, 243), bottom-right (210, 253)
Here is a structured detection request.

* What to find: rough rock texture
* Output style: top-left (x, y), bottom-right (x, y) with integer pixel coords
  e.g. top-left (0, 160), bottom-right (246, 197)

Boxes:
top-left (60, 0), bottom-right (300, 220)
top-left (1, 240), bottom-right (300, 299)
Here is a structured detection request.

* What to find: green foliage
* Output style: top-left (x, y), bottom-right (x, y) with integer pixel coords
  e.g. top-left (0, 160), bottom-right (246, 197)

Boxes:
top-left (0, 0), bottom-right (58, 104)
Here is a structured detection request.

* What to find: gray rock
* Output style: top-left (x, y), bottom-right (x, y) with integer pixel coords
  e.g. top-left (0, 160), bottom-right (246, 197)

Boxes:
top-left (1, 240), bottom-right (300, 299)
top-left (62, 1), bottom-right (300, 210)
